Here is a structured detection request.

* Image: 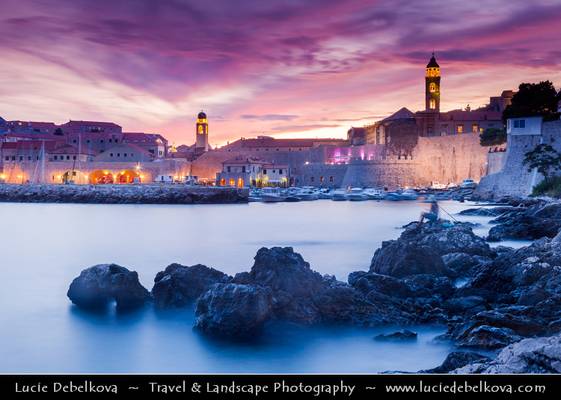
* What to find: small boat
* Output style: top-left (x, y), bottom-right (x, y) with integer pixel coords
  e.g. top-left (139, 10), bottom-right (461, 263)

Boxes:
top-left (363, 188), bottom-right (385, 200)
top-left (385, 189), bottom-right (419, 201)
top-left (346, 187), bottom-right (368, 201)
top-left (331, 189), bottom-right (348, 201)
top-left (297, 188), bottom-right (319, 201)
top-left (260, 187), bottom-right (286, 203)
top-left (318, 188), bottom-right (333, 199)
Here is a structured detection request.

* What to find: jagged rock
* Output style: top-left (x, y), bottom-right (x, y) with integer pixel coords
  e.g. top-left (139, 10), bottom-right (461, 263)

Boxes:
top-left (442, 296), bottom-right (487, 315)
top-left (374, 329), bottom-right (417, 341)
top-left (458, 206), bottom-right (514, 217)
top-left (422, 351), bottom-right (491, 373)
top-left (67, 264), bottom-right (150, 311)
top-left (487, 202), bottom-right (561, 241)
top-left (456, 325), bottom-right (521, 349)
top-left (152, 263), bottom-right (231, 308)
top-left (194, 283), bottom-right (273, 339)
top-left (370, 221), bottom-right (493, 278)
top-left (348, 271), bottom-right (413, 298)
top-left (453, 334), bottom-right (561, 373)
top-left (442, 252), bottom-right (492, 277)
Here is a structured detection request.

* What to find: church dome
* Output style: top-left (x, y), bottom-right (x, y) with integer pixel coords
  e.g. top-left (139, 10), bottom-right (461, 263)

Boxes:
top-left (198, 111), bottom-right (207, 119)
top-left (427, 53), bottom-right (439, 68)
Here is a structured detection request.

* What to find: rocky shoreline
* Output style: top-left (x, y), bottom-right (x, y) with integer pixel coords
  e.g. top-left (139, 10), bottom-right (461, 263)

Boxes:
top-left (0, 183), bottom-right (248, 204)
top-left (66, 198), bottom-right (561, 373)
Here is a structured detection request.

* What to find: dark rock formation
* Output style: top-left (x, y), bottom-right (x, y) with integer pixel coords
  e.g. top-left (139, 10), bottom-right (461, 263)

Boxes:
top-left (458, 206), bottom-right (515, 217)
top-left (453, 333), bottom-right (561, 373)
top-left (487, 202), bottom-right (561, 241)
top-left (423, 351), bottom-right (491, 373)
top-left (152, 263), bottom-right (231, 308)
top-left (374, 329), bottom-right (417, 341)
top-left (370, 221), bottom-right (493, 278)
top-left (194, 283), bottom-right (273, 339)
top-left (67, 264), bottom-right (150, 311)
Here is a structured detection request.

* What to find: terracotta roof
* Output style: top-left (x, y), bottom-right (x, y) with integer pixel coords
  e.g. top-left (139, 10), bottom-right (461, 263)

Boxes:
top-left (383, 107), bottom-right (415, 122)
top-left (47, 144), bottom-right (96, 155)
top-left (122, 132), bottom-right (166, 144)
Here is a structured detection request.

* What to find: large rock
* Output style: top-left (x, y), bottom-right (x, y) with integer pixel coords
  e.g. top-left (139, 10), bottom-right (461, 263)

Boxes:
top-left (454, 334), bottom-right (561, 373)
top-left (370, 221), bottom-right (493, 278)
top-left (487, 202), bottom-right (561, 241)
top-left (152, 263), bottom-right (231, 308)
top-left (194, 283), bottom-right (273, 339)
top-left (458, 206), bottom-right (515, 217)
top-left (423, 351), bottom-right (491, 373)
top-left (67, 264), bottom-right (151, 311)
top-left (374, 329), bottom-right (417, 342)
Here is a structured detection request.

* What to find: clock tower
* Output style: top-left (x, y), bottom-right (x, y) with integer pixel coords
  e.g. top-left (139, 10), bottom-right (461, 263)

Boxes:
top-left (425, 53), bottom-right (440, 112)
top-left (195, 111), bottom-right (209, 152)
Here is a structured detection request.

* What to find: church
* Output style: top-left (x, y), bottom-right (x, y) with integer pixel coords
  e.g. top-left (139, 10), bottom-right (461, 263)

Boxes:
top-left (348, 53), bottom-right (513, 159)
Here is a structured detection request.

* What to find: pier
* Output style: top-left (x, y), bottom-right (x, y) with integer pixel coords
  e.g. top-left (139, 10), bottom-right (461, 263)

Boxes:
top-left (0, 184), bottom-right (248, 204)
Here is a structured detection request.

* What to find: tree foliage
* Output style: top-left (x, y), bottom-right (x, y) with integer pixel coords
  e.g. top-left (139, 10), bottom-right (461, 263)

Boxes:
top-left (503, 81), bottom-right (560, 123)
top-left (479, 127), bottom-right (506, 146)
top-left (523, 144), bottom-right (561, 180)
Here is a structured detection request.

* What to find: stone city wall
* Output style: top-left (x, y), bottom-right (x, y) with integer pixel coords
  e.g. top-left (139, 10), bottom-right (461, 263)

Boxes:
top-left (475, 120), bottom-right (561, 199)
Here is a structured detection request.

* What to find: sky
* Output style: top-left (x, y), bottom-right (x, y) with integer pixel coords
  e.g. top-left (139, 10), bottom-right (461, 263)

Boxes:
top-left (1, 0), bottom-right (561, 147)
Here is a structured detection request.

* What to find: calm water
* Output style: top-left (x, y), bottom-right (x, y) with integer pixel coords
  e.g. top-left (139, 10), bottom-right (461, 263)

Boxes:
top-left (0, 200), bottom-right (508, 373)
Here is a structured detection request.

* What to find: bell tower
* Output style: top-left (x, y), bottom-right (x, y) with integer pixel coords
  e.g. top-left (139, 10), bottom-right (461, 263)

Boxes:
top-left (195, 111), bottom-right (209, 152)
top-left (425, 53), bottom-right (440, 112)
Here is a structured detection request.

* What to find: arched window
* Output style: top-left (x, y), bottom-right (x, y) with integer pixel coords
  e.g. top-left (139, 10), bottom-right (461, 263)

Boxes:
top-left (429, 99), bottom-right (436, 109)
top-left (429, 82), bottom-right (436, 93)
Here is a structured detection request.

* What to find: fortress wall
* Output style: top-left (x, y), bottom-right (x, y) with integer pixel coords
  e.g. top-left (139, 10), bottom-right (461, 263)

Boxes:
top-left (413, 133), bottom-right (489, 186)
top-left (486, 152), bottom-right (506, 175)
top-left (475, 121), bottom-right (561, 199)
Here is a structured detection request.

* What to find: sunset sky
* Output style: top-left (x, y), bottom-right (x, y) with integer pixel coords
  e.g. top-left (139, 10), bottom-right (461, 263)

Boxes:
top-left (1, 0), bottom-right (561, 146)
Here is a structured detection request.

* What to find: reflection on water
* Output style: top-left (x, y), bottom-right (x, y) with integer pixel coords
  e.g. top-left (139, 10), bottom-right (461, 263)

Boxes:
top-left (0, 200), bottom-right (498, 373)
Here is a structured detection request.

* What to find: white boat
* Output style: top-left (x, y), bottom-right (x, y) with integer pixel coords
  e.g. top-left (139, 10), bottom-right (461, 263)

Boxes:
top-left (331, 189), bottom-right (348, 201)
top-left (297, 188), bottom-right (319, 201)
top-left (318, 188), bottom-right (333, 199)
top-left (346, 187), bottom-right (368, 201)
top-left (385, 189), bottom-right (419, 201)
top-left (363, 188), bottom-right (385, 200)
top-left (260, 187), bottom-right (286, 202)
top-left (400, 189), bottom-right (419, 200)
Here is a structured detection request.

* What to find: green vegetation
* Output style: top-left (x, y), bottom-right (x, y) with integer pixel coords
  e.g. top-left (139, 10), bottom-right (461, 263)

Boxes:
top-left (503, 81), bottom-right (561, 123)
top-left (479, 127), bottom-right (506, 146)
top-left (532, 176), bottom-right (561, 197)
top-left (523, 144), bottom-right (561, 180)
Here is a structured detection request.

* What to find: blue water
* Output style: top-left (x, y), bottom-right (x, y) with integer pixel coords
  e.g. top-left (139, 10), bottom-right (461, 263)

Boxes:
top-left (0, 200), bottom-right (492, 373)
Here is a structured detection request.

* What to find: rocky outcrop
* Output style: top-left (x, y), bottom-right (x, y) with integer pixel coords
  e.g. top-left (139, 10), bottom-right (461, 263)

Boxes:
top-left (374, 329), bottom-right (417, 341)
top-left (458, 206), bottom-right (515, 217)
top-left (453, 334), bottom-right (561, 373)
top-left (152, 263), bottom-right (231, 308)
top-left (370, 221), bottom-right (494, 278)
top-left (487, 202), bottom-right (561, 241)
top-left (194, 283), bottom-right (273, 339)
top-left (423, 351), bottom-right (491, 373)
top-left (67, 264), bottom-right (151, 311)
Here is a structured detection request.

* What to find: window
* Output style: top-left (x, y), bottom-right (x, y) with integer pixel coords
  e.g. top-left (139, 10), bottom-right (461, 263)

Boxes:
top-left (456, 125), bottom-right (464, 134)
top-left (54, 156), bottom-right (58, 160)
top-left (514, 119), bottom-right (526, 128)
top-left (472, 124), bottom-right (479, 133)
top-left (429, 82), bottom-right (436, 93)
top-left (279, 169), bottom-right (283, 174)
top-left (429, 99), bottom-right (436, 109)
top-left (4, 156), bottom-right (8, 161)
top-left (242, 166), bottom-right (246, 173)
top-left (263, 169), bottom-right (267, 175)
top-left (227, 166), bottom-right (231, 173)
top-left (73, 156), bottom-right (77, 160)
top-left (320, 176), bottom-right (324, 183)
top-left (329, 176), bottom-right (334, 182)
top-left (110, 153), bottom-right (114, 157)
